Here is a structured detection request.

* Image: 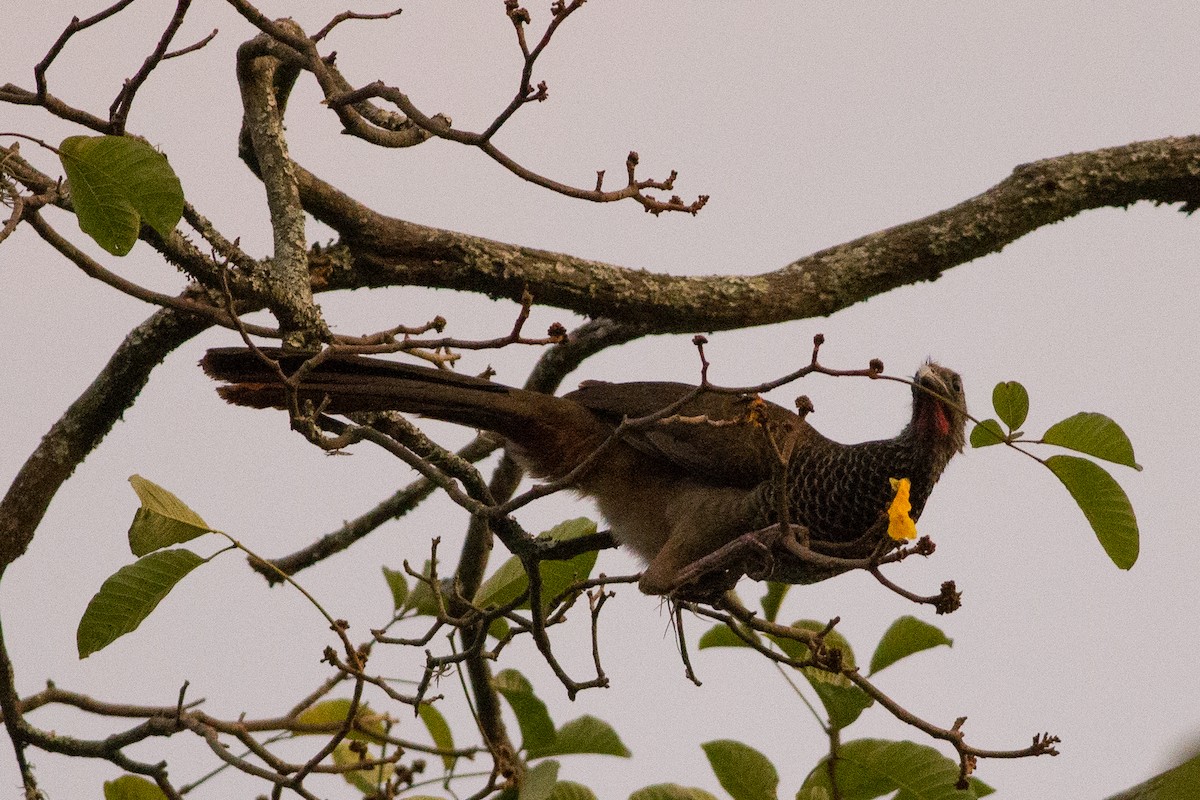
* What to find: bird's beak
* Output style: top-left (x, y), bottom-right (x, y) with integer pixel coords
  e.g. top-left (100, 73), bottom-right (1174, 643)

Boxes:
top-left (915, 363), bottom-right (946, 394)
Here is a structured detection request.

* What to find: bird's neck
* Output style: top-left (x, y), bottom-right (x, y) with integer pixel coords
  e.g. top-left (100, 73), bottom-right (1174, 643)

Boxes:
top-left (896, 399), bottom-right (964, 492)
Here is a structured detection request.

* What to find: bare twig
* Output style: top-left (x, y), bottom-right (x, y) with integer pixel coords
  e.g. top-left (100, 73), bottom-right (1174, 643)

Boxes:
top-left (109, 0), bottom-right (196, 133)
top-left (312, 7), bottom-right (403, 44)
top-left (163, 28), bottom-right (218, 60)
top-left (34, 0), bottom-right (137, 100)
top-left (331, 81), bottom-right (709, 215)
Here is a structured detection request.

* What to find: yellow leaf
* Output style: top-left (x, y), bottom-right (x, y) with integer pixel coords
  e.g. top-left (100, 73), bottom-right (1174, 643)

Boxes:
top-left (887, 478), bottom-right (918, 541)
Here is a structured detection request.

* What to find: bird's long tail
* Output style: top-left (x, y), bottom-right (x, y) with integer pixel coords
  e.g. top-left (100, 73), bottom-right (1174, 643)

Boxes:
top-left (199, 347), bottom-right (594, 453)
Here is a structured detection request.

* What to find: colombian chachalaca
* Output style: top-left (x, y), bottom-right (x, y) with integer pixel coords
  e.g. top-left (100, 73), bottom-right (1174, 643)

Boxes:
top-left (201, 348), bottom-right (966, 595)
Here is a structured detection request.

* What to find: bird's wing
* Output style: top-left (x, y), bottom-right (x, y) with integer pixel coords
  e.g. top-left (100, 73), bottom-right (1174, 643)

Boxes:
top-left (564, 381), bottom-right (806, 488)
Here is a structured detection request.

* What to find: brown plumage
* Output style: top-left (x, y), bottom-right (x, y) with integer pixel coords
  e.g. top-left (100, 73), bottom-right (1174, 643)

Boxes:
top-left (201, 348), bottom-right (966, 595)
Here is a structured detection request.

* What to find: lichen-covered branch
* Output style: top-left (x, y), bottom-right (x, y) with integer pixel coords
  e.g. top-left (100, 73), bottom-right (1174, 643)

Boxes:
top-left (300, 136), bottom-right (1200, 332)
top-left (235, 27), bottom-right (327, 346)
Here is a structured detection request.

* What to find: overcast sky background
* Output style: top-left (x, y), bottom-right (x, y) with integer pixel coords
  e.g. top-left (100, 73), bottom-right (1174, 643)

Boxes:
top-left (3, 2), bottom-right (1200, 798)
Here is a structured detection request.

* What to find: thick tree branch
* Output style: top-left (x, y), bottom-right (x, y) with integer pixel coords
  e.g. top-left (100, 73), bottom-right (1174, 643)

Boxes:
top-left (300, 136), bottom-right (1200, 332)
top-left (236, 28), bottom-right (327, 346)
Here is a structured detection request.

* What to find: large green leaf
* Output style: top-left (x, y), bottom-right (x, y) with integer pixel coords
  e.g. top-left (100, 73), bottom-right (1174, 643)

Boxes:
top-left (702, 740), bottom-right (779, 800)
top-left (969, 419), bottom-right (1006, 449)
top-left (493, 669), bottom-right (557, 755)
top-left (58, 134), bottom-right (183, 255)
top-left (1042, 412), bottom-right (1142, 470)
top-left (1046, 455), bottom-right (1139, 569)
top-left (77, 548), bottom-right (205, 657)
top-left (991, 381), bottom-right (1029, 431)
top-left (868, 616), bottom-right (953, 676)
top-left (104, 775), bottom-right (168, 800)
top-left (797, 739), bottom-right (979, 800)
top-left (531, 715), bottom-right (631, 759)
top-left (127, 475), bottom-right (213, 556)
top-left (629, 786), bottom-right (719, 800)
top-left (419, 702), bottom-right (457, 770)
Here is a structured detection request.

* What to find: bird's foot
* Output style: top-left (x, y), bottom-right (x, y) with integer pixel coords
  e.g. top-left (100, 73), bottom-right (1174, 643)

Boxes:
top-left (665, 525), bottom-right (790, 601)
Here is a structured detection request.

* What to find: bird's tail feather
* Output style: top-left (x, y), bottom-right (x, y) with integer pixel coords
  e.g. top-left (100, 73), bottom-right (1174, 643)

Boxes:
top-left (200, 347), bottom-right (562, 440)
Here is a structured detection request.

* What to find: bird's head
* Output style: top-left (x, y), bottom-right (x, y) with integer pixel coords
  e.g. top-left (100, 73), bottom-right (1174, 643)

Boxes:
top-left (910, 361), bottom-right (967, 455)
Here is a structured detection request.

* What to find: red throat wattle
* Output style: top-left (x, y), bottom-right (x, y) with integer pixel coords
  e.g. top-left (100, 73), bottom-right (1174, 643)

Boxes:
top-left (933, 403), bottom-right (950, 437)
top-left (919, 399), bottom-right (951, 438)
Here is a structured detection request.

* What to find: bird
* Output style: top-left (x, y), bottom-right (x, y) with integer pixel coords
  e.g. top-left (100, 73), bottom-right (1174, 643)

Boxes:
top-left (200, 348), bottom-right (967, 596)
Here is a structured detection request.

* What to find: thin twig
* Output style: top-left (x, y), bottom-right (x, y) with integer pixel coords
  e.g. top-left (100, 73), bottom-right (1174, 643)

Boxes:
top-left (312, 7), bottom-right (403, 43)
top-left (109, 0), bottom-right (196, 133)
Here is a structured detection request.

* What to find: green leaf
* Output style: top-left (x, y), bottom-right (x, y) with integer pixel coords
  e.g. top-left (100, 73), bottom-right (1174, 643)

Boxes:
top-left (493, 669), bottom-right (556, 755)
top-left (1045, 455), bottom-right (1139, 569)
top-left (968, 777), bottom-right (995, 797)
top-left (765, 619), bottom-right (855, 664)
top-left (419, 702), bottom-right (457, 771)
top-left (1115, 750), bottom-right (1200, 800)
top-left (521, 759), bottom-right (560, 800)
top-left (294, 698), bottom-right (386, 743)
top-left (549, 781), bottom-right (598, 800)
top-left (542, 517), bottom-right (600, 544)
top-left (58, 135), bottom-right (183, 255)
top-left (536, 549), bottom-right (599, 609)
top-left (629, 785), bottom-right (719, 800)
top-left (798, 739), bottom-right (978, 800)
top-left (698, 624), bottom-right (753, 649)
top-left (476, 519), bottom-right (599, 616)
top-left (104, 775), bottom-right (168, 800)
top-left (489, 617), bottom-right (512, 640)
top-left (760, 582), bottom-right (791, 622)
top-left (808, 672), bottom-right (873, 731)
top-left (968, 419), bottom-right (1006, 448)
top-left (702, 740), bottom-right (779, 800)
top-left (476, 553), bottom-right (529, 609)
top-left (332, 739), bottom-right (391, 794)
top-left (991, 381), bottom-right (1029, 431)
top-left (127, 475), bottom-right (213, 556)
top-left (1042, 412), bottom-right (1142, 470)
top-left (532, 715), bottom-right (631, 759)
top-left (382, 565), bottom-right (408, 610)
top-left (77, 548), bottom-right (205, 658)
top-left (765, 621), bottom-right (872, 730)
top-left (868, 616), bottom-right (953, 676)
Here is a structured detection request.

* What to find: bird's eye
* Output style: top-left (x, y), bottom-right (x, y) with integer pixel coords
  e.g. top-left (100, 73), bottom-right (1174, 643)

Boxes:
top-left (951, 375), bottom-right (963, 393)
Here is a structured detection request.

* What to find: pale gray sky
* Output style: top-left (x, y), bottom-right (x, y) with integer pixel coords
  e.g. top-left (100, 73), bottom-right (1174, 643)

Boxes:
top-left (3, 3), bottom-right (1199, 798)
